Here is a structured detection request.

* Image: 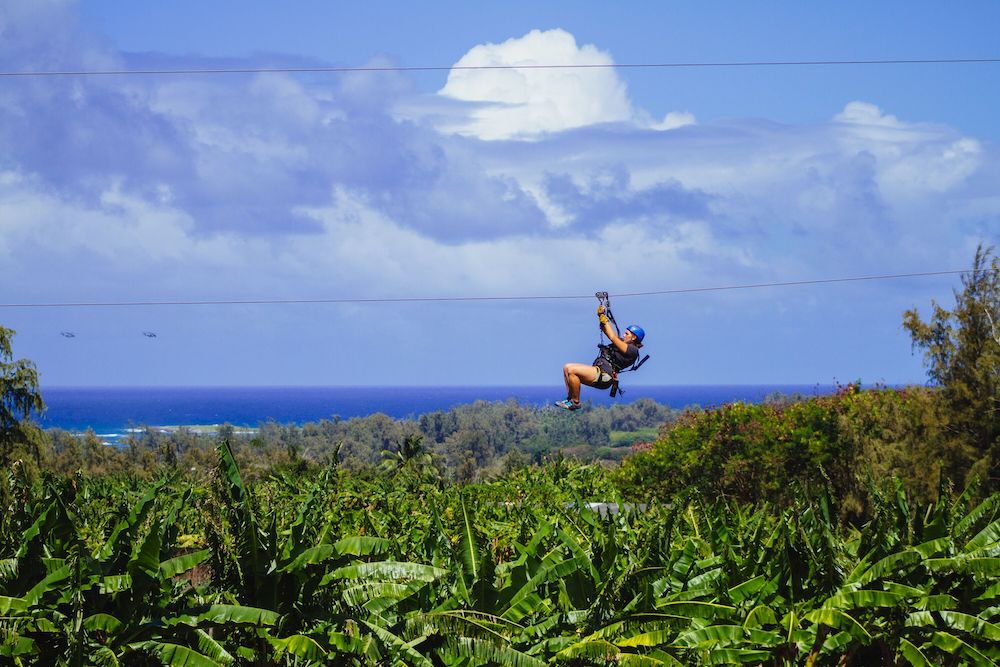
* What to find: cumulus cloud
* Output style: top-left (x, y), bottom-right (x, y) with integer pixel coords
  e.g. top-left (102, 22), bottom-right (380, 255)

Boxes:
top-left (834, 100), bottom-right (901, 126)
top-left (431, 28), bottom-right (698, 140)
top-left (436, 29), bottom-right (635, 140)
top-left (830, 101), bottom-right (984, 219)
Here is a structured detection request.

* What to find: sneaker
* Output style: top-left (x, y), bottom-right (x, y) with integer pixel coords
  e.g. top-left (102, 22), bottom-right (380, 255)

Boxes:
top-left (554, 399), bottom-right (581, 411)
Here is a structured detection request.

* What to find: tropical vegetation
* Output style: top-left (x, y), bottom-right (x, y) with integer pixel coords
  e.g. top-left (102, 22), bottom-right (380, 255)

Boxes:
top-left (0, 245), bottom-right (997, 664)
top-left (3, 443), bottom-right (1000, 665)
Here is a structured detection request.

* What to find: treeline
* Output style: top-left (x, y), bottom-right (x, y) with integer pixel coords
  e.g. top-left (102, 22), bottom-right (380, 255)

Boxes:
top-left (34, 397), bottom-right (676, 482)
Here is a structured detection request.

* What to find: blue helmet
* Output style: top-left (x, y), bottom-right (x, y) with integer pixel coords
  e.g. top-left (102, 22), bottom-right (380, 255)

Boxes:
top-left (626, 325), bottom-right (645, 342)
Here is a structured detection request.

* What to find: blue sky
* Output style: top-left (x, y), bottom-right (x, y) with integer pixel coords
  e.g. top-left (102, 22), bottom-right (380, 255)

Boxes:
top-left (1, 1), bottom-right (998, 387)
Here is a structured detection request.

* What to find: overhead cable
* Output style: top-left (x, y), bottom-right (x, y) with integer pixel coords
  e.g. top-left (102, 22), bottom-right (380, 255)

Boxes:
top-left (1, 58), bottom-right (998, 78)
top-left (0, 269), bottom-right (970, 309)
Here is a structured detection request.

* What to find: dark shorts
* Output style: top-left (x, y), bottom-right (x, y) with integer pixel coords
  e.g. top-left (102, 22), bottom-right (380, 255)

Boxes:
top-left (592, 359), bottom-right (615, 390)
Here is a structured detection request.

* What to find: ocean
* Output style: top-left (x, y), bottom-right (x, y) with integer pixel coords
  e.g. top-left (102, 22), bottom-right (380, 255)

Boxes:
top-left (37, 384), bottom-right (839, 440)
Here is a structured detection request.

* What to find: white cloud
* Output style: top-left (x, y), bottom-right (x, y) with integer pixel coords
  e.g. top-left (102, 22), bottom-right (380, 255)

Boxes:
top-left (834, 101), bottom-right (901, 126)
top-left (3, 85), bottom-right (991, 312)
top-left (650, 111), bottom-right (697, 131)
top-left (431, 29), bottom-right (696, 140)
top-left (831, 101), bottom-right (984, 201)
top-left (436, 29), bottom-right (635, 140)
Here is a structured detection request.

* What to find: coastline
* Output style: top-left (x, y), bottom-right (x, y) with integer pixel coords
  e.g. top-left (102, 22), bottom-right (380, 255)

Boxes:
top-left (65, 424), bottom-right (260, 445)
top-left (38, 383), bottom-right (858, 443)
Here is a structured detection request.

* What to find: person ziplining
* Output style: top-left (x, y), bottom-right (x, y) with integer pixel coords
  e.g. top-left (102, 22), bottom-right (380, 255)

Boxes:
top-left (556, 292), bottom-right (648, 411)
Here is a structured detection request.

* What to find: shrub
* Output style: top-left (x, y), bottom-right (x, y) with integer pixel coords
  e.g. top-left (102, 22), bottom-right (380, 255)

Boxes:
top-left (614, 385), bottom-right (946, 516)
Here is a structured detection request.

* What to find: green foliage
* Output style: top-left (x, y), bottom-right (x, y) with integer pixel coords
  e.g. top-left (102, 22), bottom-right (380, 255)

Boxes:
top-left (0, 325), bottom-right (45, 470)
top-left (618, 387), bottom-right (886, 509)
top-left (903, 243), bottom-right (1000, 492)
top-left (608, 398), bottom-right (674, 432)
top-left (31, 396), bottom-right (679, 483)
top-left (614, 383), bottom-right (990, 519)
top-left (3, 441), bottom-right (999, 665)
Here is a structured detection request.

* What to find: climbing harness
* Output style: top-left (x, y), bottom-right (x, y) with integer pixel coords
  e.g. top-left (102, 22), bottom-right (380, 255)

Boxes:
top-left (594, 292), bottom-right (649, 397)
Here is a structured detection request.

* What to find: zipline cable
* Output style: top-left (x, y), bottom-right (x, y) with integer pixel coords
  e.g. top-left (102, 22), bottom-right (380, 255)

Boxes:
top-left (1, 58), bottom-right (999, 78)
top-left (612, 269), bottom-right (972, 298)
top-left (0, 269), bottom-right (971, 309)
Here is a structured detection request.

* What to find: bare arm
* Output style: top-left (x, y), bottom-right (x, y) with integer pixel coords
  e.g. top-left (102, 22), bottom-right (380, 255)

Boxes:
top-left (598, 309), bottom-right (630, 354)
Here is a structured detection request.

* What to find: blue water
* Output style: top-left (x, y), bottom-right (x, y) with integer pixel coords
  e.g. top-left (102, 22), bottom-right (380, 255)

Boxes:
top-left (37, 385), bottom-right (838, 437)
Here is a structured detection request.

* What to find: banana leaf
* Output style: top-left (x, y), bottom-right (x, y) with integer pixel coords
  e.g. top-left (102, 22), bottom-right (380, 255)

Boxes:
top-left (193, 629), bottom-right (234, 665)
top-left (446, 635), bottom-right (546, 667)
top-left (22, 563), bottom-right (71, 606)
top-left (83, 613), bottom-right (122, 633)
top-left (616, 628), bottom-right (679, 648)
top-left (0, 558), bottom-right (17, 582)
top-left (99, 574), bottom-right (132, 594)
top-left (554, 638), bottom-right (621, 662)
top-left (955, 494), bottom-right (1000, 541)
top-left (97, 480), bottom-right (165, 563)
top-left (324, 560), bottom-right (446, 584)
top-left (898, 637), bottom-right (932, 667)
top-left (701, 648), bottom-right (773, 664)
top-left (0, 636), bottom-right (37, 658)
top-left (803, 609), bottom-right (870, 640)
top-left (361, 619), bottom-right (433, 667)
top-left (128, 514), bottom-right (164, 581)
top-left (974, 581), bottom-right (1000, 601)
top-left (930, 631), bottom-right (994, 666)
top-left (907, 610), bottom-right (1000, 641)
top-left (655, 601), bottom-right (735, 621)
top-left (821, 590), bottom-right (905, 610)
top-left (855, 550), bottom-right (922, 585)
top-left (962, 516), bottom-right (1000, 553)
top-left (334, 535), bottom-right (395, 557)
top-left (14, 499), bottom-right (55, 559)
top-left (742, 604), bottom-right (777, 628)
top-left (0, 595), bottom-right (27, 613)
top-left (90, 646), bottom-right (120, 667)
top-left (130, 641), bottom-right (223, 667)
top-left (165, 604), bottom-right (280, 627)
top-left (726, 575), bottom-right (767, 605)
top-left (160, 550), bottom-right (211, 579)
top-left (913, 594), bottom-right (959, 611)
top-left (268, 633), bottom-right (327, 661)
top-left (924, 556), bottom-right (1000, 576)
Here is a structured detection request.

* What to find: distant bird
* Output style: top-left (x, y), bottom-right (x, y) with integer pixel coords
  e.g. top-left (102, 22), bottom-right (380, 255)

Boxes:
top-left (60, 331), bottom-right (75, 338)
top-left (142, 331), bottom-right (157, 338)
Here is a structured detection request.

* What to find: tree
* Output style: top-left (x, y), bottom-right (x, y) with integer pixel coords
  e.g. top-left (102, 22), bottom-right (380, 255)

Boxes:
top-left (0, 325), bottom-right (46, 466)
top-left (381, 434), bottom-right (438, 484)
top-left (903, 244), bottom-right (1000, 491)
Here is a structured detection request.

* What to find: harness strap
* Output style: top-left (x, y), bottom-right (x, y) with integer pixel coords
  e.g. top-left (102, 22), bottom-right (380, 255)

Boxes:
top-left (629, 354), bottom-right (650, 372)
top-left (595, 291), bottom-right (621, 338)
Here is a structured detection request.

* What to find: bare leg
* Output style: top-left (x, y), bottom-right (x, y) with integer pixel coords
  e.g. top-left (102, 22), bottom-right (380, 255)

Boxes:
top-left (563, 363), bottom-right (598, 404)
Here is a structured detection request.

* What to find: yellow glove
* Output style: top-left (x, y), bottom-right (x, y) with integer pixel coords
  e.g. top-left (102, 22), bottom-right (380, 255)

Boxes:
top-left (598, 305), bottom-right (608, 325)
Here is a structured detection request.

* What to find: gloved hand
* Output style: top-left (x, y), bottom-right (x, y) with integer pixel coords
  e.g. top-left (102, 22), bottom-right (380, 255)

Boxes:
top-left (598, 305), bottom-right (608, 325)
